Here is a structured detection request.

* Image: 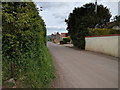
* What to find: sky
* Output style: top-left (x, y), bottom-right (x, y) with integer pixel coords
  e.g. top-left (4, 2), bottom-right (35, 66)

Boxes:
top-left (34, 0), bottom-right (120, 35)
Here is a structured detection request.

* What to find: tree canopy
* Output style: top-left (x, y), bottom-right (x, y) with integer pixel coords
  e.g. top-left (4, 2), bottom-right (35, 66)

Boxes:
top-left (114, 15), bottom-right (120, 26)
top-left (65, 3), bottom-right (111, 49)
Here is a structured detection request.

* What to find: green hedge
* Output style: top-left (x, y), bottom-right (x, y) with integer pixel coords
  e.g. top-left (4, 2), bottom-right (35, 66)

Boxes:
top-left (60, 40), bottom-right (67, 44)
top-left (63, 37), bottom-right (70, 42)
top-left (60, 37), bottom-right (71, 44)
top-left (2, 2), bottom-right (55, 88)
top-left (88, 28), bottom-right (120, 36)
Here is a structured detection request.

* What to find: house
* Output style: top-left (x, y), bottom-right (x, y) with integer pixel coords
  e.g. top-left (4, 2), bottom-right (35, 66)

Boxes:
top-left (51, 34), bottom-right (55, 42)
top-left (51, 32), bottom-right (61, 44)
top-left (61, 33), bottom-right (68, 39)
top-left (105, 21), bottom-right (120, 30)
top-left (51, 32), bottom-right (69, 44)
top-left (112, 26), bottom-right (120, 30)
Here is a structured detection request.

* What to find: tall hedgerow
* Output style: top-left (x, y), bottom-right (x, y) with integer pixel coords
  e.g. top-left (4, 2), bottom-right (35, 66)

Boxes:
top-left (2, 2), bottom-right (55, 88)
top-left (88, 28), bottom-right (120, 36)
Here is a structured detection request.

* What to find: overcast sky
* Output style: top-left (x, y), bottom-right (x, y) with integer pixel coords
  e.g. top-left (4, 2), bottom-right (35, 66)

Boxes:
top-left (34, 0), bottom-right (119, 35)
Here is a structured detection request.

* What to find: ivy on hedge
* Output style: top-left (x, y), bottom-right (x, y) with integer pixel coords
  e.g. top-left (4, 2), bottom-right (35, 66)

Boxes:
top-left (2, 2), bottom-right (55, 88)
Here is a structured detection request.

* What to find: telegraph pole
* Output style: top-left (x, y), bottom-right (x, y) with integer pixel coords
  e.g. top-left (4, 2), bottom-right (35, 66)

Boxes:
top-left (40, 7), bottom-right (43, 11)
top-left (95, 0), bottom-right (97, 14)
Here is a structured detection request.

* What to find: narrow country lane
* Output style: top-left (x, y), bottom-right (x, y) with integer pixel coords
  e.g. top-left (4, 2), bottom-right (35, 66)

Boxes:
top-left (47, 42), bottom-right (118, 88)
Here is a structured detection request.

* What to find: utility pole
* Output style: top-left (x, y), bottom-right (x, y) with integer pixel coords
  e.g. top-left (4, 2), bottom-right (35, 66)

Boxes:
top-left (40, 7), bottom-right (43, 11)
top-left (95, 0), bottom-right (97, 14)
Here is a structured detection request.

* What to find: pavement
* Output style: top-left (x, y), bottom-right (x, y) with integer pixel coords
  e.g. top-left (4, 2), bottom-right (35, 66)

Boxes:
top-left (47, 42), bottom-right (118, 88)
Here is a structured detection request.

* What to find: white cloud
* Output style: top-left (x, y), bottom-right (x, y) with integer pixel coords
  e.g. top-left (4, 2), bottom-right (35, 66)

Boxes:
top-left (34, 1), bottom-right (119, 35)
top-left (46, 26), bottom-right (65, 29)
top-left (46, 26), bottom-right (67, 35)
top-left (33, 0), bottom-right (120, 2)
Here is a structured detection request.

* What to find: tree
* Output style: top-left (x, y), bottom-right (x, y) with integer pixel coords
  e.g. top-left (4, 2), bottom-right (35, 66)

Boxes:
top-left (65, 3), bottom-right (111, 49)
top-left (114, 15), bottom-right (120, 26)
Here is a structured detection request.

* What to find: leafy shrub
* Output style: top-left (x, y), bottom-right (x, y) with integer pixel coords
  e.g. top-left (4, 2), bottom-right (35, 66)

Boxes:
top-left (88, 28), bottom-right (120, 36)
top-left (60, 37), bottom-right (71, 44)
top-left (2, 2), bottom-right (55, 88)
top-left (72, 34), bottom-right (85, 49)
top-left (63, 37), bottom-right (70, 43)
top-left (60, 40), bottom-right (67, 44)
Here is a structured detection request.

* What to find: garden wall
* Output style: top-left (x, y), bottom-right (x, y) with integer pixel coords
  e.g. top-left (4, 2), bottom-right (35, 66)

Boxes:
top-left (85, 35), bottom-right (120, 57)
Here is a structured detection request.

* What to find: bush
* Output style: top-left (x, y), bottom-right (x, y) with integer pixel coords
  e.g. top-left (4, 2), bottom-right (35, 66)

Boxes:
top-left (88, 28), bottom-right (120, 36)
top-left (63, 37), bottom-right (70, 43)
top-left (2, 2), bottom-right (55, 88)
top-left (60, 37), bottom-right (71, 44)
top-left (60, 40), bottom-right (67, 44)
top-left (72, 34), bottom-right (85, 49)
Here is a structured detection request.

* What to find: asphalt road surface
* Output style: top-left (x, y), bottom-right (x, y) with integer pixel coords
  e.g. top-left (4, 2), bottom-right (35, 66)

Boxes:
top-left (47, 42), bottom-right (118, 88)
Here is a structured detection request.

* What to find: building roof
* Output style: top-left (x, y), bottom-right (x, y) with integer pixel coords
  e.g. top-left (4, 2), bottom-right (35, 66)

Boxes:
top-left (61, 33), bottom-right (68, 37)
